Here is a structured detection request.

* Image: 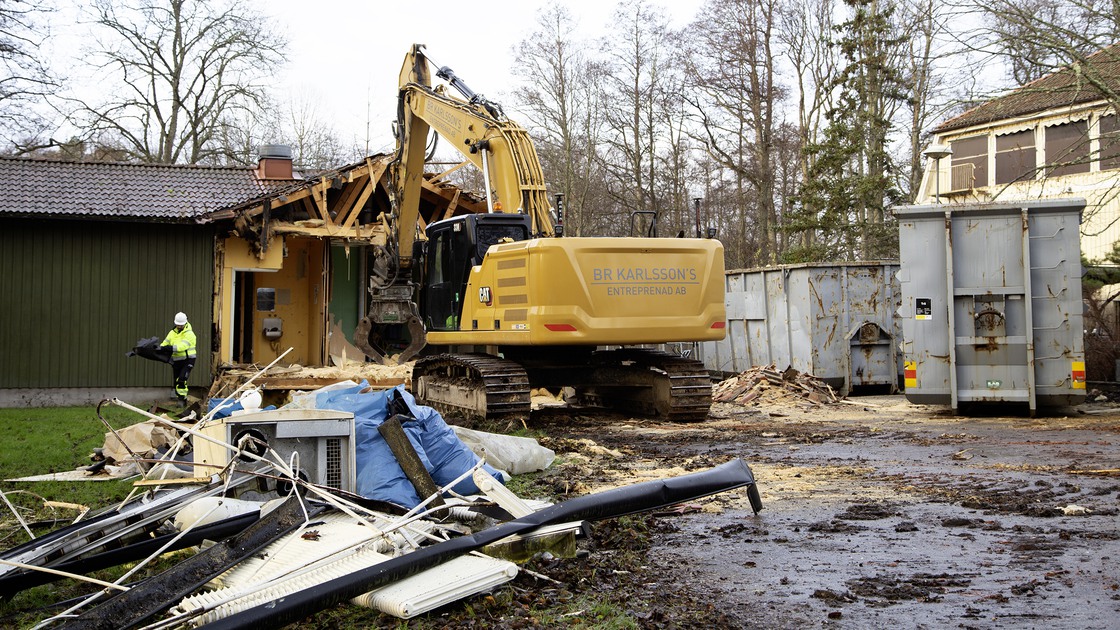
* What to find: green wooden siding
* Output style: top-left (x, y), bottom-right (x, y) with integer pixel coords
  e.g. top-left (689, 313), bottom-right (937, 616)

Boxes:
top-left (0, 219), bottom-right (214, 389)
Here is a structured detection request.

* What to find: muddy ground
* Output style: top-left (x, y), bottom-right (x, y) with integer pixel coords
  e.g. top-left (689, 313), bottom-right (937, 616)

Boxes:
top-left (496, 392), bottom-right (1120, 630)
top-left (5, 389), bottom-right (1118, 629)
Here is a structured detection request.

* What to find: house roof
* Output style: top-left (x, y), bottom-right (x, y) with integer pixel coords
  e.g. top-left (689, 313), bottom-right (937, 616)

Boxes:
top-left (935, 45), bottom-right (1120, 134)
top-left (0, 156), bottom-right (295, 222)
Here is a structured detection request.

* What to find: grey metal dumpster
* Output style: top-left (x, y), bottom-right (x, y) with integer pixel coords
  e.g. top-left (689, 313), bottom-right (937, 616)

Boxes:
top-left (894, 199), bottom-right (1086, 412)
top-left (698, 262), bottom-right (902, 395)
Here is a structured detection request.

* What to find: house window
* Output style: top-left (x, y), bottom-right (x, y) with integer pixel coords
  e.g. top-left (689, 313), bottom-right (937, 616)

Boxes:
top-left (1101, 115), bottom-right (1120, 171)
top-left (1045, 120), bottom-right (1090, 177)
top-left (950, 135), bottom-right (988, 189)
top-left (995, 129), bottom-right (1035, 185)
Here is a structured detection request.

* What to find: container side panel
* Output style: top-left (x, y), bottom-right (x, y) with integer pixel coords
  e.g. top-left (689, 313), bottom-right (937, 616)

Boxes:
top-left (1029, 210), bottom-right (1085, 401)
top-left (897, 201), bottom-right (1085, 408)
top-left (702, 263), bottom-right (902, 389)
top-left (800, 267), bottom-right (839, 378)
top-left (899, 215), bottom-right (953, 401)
top-left (763, 271), bottom-right (792, 370)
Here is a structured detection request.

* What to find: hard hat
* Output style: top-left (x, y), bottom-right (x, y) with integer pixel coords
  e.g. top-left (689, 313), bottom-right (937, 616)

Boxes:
top-left (174, 312), bottom-right (188, 326)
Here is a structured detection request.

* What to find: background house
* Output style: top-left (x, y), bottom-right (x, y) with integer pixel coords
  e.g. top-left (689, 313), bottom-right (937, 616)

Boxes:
top-left (914, 47), bottom-right (1120, 379)
top-left (0, 154), bottom-right (298, 406)
top-left (915, 46), bottom-right (1120, 261)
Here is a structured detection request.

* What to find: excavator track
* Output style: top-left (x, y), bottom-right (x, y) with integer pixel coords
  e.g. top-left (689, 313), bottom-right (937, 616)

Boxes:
top-left (575, 348), bottom-right (713, 422)
top-left (412, 354), bottom-right (531, 420)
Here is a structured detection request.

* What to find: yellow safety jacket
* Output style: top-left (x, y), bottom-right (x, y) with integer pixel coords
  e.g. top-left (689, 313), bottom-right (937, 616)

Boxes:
top-left (162, 323), bottom-right (197, 361)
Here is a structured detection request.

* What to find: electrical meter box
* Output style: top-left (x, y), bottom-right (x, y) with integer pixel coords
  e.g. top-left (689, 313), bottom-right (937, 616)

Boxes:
top-left (193, 408), bottom-right (356, 493)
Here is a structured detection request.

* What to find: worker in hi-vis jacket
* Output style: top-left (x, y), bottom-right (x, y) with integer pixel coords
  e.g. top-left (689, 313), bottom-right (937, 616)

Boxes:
top-left (161, 312), bottom-right (197, 405)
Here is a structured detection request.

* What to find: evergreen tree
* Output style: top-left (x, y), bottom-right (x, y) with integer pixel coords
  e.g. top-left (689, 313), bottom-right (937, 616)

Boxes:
top-left (787, 0), bottom-right (907, 262)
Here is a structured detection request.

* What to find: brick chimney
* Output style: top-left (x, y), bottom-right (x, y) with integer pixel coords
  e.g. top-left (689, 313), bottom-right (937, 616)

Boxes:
top-left (256, 144), bottom-right (294, 180)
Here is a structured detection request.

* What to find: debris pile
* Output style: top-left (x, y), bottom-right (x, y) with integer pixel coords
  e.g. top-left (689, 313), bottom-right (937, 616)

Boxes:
top-left (713, 365), bottom-right (841, 406)
top-left (0, 374), bottom-right (761, 628)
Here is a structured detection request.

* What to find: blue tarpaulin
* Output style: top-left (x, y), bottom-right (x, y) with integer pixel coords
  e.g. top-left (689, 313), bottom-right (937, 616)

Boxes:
top-left (287, 383), bottom-right (505, 508)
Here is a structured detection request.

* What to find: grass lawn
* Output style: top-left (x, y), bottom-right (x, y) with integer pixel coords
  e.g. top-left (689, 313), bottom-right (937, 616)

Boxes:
top-left (0, 404), bottom-right (181, 626)
top-left (0, 404), bottom-right (150, 541)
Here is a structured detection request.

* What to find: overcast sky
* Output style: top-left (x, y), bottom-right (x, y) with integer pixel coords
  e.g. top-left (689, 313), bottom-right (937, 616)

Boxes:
top-left (264, 0), bottom-right (706, 154)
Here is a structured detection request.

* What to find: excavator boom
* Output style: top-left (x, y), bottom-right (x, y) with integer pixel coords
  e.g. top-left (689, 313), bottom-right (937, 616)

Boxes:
top-left (395, 44), bottom-right (552, 269)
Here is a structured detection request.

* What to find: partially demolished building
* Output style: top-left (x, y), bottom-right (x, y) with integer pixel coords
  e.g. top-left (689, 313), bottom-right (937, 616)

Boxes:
top-left (0, 149), bottom-right (484, 407)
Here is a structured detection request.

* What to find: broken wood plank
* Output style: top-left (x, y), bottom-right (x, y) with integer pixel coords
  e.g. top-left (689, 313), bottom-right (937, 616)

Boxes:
top-left (132, 477), bottom-right (213, 487)
top-left (254, 376), bottom-right (407, 390)
top-left (378, 415), bottom-right (446, 517)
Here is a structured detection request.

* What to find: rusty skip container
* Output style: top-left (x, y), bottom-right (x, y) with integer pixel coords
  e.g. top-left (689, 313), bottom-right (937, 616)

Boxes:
top-left (894, 199), bottom-right (1086, 412)
top-left (698, 262), bottom-right (902, 395)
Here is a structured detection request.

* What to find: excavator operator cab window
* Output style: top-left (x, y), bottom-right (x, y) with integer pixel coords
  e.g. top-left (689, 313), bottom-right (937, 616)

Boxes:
top-left (423, 228), bottom-right (460, 331)
top-left (474, 222), bottom-right (529, 263)
top-left (420, 213), bottom-right (532, 331)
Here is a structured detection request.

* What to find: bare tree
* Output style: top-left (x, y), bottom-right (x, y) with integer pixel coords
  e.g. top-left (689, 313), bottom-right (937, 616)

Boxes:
top-left (969, 0), bottom-right (1117, 85)
top-left (70, 0), bottom-right (286, 164)
top-left (776, 0), bottom-right (841, 254)
top-left (897, 0), bottom-right (956, 201)
top-left (280, 91), bottom-right (355, 170)
top-left (682, 0), bottom-right (785, 266)
top-left (512, 5), bottom-right (605, 237)
top-left (0, 1), bottom-right (58, 150)
top-left (597, 0), bottom-right (673, 236)
top-left (963, 0), bottom-right (1120, 94)
top-left (655, 64), bottom-right (697, 238)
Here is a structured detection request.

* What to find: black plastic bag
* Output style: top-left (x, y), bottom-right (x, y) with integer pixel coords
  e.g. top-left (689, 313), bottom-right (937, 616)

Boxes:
top-left (126, 336), bottom-right (173, 364)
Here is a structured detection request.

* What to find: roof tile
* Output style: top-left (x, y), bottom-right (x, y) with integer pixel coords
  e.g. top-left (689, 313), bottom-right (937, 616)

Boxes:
top-left (0, 157), bottom-right (292, 221)
top-left (936, 44), bottom-right (1120, 134)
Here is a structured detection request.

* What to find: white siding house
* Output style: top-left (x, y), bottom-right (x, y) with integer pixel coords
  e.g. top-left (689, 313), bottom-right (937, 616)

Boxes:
top-left (916, 46), bottom-right (1120, 261)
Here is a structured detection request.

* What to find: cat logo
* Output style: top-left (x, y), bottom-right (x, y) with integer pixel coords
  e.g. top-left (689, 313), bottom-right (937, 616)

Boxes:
top-left (478, 286), bottom-right (492, 306)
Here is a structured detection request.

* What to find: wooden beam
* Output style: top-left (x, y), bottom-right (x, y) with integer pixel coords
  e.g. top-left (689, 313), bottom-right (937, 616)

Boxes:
top-left (431, 160), bottom-right (470, 184)
top-left (339, 177), bottom-right (375, 231)
top-left (339, 158), bottom-right (388, 231)
top-left (442, 188), bottom-right (461, 220)
top-left (312, 178), bottom-right (330, 223)
top-left (255, 376), bottom-right (408, 390)
top-left (300, 197), bottom-right (317, 219)
top-left (379, 415), bottom-right (446, 516)
top-left (270, 223), bottom-right (389, 244)
top-left (330, 173), bottom-right (367, 227)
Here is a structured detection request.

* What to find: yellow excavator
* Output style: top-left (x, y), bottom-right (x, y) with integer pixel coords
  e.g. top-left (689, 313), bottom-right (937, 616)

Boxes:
top-left (355, 44), bottom-right (726, 421)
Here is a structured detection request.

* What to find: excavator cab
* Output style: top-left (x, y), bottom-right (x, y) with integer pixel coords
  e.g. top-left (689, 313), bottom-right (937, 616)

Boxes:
top-left (416, 213), bottom-right (532, 331)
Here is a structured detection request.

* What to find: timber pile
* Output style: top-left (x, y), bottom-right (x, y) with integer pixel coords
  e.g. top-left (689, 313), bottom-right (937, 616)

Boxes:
top-left (713, 365), bottom-right (841, 406)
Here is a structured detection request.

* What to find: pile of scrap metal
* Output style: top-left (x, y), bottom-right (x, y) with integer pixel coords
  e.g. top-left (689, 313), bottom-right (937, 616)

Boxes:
top-left (0, 378), bottom-right (761, 629)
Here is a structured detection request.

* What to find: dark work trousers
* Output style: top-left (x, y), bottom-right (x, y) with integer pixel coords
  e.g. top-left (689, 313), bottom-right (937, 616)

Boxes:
top-left (172, 358), bottom-right (195, 400)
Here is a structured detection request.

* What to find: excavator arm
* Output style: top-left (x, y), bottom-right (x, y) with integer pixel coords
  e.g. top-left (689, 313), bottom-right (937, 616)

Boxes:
top-left (393, 44), bottom-right (553, 269)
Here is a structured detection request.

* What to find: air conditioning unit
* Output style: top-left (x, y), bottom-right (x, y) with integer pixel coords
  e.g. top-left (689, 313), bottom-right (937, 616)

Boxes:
top-left (193, 409), bottom-right (356, 495)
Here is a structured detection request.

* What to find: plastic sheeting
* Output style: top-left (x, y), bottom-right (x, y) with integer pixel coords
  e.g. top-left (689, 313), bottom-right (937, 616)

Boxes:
top-left (283, 383), bottom-right (506, 508)
top-left (451, 426), bottom-right (556, 474)
top-left (102, 420), bottom-right (179, 464)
